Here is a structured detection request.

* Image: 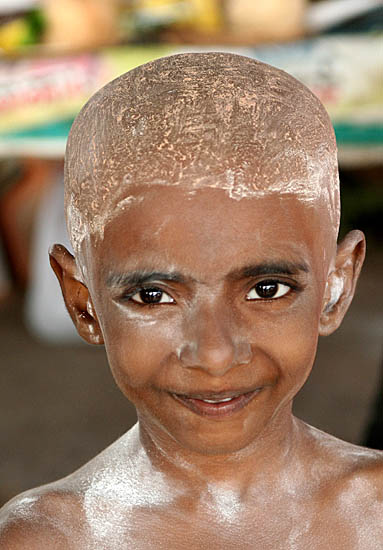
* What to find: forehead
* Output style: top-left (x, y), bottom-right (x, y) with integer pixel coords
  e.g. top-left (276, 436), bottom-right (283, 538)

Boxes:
top-left (90, 185), bottom-right (332, 281)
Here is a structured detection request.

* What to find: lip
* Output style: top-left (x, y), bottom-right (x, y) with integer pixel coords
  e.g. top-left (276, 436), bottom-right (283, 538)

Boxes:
top-left (170, 389), bottom-right (261, 419)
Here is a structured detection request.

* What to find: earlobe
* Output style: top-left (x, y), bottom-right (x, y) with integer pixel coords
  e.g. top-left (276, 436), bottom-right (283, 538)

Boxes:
top-left (319, 230), bottom-right (365, 336)
top-left (49, 244), bottom-right (104, 345)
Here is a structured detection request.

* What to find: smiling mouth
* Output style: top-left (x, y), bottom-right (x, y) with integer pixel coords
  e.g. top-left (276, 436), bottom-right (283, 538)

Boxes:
top-left (170, 389), bottom-right (261, 418)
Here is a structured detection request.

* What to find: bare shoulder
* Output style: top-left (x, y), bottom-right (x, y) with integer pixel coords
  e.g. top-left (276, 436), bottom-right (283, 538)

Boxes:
top-left (0, 483), bottom-right (84, 549)
top-left (0, 433), bottom-right (119, 549)
top-left (0, 425), bottom-right (144, 549)
top-left (303, 421), bottom-right (383, 468)
top-left (0, 437), bottom-right (130, 549)
top-left (301, 422), bottom-right (383, 517)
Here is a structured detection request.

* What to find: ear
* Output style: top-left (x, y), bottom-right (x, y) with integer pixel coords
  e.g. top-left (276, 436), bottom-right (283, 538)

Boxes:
top-left (49, 244), bottom-right (104, 345)
top-left (319, 230), bottom-right (365, 336)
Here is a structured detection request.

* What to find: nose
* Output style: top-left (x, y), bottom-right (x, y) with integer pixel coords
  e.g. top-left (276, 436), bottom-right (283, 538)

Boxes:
top-left (177, 305), bottom-right (252, 376)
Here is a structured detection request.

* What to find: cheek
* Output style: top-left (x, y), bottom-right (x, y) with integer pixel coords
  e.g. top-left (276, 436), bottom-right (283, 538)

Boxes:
top-left (264, 302), bottom-right (321, 392)
top-left (280, 318), bottom-right (318, 375)
top-left (102, 307), bottom-right (181, 391)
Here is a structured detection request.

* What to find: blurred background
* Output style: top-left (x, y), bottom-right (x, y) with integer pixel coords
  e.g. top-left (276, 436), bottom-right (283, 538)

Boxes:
top-left (0, 0), bottom-right (382, 506)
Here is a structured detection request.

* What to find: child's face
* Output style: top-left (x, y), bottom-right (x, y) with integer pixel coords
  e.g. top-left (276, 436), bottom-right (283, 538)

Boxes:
top-left (82, 184), bottom-right (335, 455)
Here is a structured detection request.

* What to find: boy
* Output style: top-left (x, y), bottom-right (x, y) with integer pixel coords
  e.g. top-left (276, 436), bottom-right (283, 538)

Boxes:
top-left (1, 52), bottom-right (382, 549)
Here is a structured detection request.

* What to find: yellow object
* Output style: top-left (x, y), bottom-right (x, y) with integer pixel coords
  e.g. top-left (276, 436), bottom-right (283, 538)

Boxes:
top-left (133, 0), bottom-right (222, 31)
top-left (188, 0), bottom-right (222, 32)
top-left (0, 19), bottom-right (30, 53)
top-left (133, 0), bottom-right (191, 24)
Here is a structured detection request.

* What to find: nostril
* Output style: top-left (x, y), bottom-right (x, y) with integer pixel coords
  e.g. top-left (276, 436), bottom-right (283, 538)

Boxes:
top-left (178, 309), bottom-right (251, 374)
top-left (178, 340), bottom-right (224, 369)
top-left (177, 340), bottom-right (252, 372)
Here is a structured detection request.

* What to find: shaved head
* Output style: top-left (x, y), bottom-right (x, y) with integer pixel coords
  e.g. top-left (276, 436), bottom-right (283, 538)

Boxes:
top-left (64, 52), bottom-right (340, 257)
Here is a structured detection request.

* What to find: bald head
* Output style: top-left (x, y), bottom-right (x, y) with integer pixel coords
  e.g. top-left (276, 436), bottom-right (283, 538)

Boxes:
top-left (65, 52), bottom-right (340, 256)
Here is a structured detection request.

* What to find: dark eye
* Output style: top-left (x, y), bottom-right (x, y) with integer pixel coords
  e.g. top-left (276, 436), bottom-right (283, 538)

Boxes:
top-left (130, 287), bottom-right (175, 304)
top-left (246, 280), bottom-right (290, 300)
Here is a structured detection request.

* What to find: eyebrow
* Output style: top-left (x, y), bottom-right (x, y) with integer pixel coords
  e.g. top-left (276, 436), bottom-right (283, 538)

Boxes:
top-left (227, 261), bottom-right (309, 281)
top-left (106, 261), bottom-right (309, 289)
top-left (106, 270), bottom-right (189, 288)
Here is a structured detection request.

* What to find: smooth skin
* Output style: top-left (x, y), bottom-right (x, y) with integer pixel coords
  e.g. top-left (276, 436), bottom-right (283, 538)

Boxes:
top-left (1, 185), bottom-right (382, 549)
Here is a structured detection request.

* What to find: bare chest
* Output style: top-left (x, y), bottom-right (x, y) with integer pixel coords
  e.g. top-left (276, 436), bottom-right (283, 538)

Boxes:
top-left (77, 501), bottom-right (381, 550)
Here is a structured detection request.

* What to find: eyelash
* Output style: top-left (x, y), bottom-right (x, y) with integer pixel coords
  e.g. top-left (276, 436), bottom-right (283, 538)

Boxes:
top-left (246, 279), bottom-right (300, 301)
top-left (120, 279), bottom-right (301, 306)
top-left (120, 285), bottom-right (175, 306)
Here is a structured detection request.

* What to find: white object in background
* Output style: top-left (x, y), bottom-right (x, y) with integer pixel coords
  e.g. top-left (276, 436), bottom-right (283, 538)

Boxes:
top-left (306, 0), bottom-right (383, 32)
top-left (0, 0), bottom-right (39, 15)
top-left (25, 174), bottom-right (82, 343)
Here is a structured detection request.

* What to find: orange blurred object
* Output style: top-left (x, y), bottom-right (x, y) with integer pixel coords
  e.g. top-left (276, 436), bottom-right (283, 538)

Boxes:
top-left (42, 0), bottom-right (119, 51)
top-left (225, 0), bottom-right (306, 43)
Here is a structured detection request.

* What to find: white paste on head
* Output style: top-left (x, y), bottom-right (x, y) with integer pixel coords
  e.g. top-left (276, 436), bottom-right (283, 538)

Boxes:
top-left (64, 52), bottom-right (340, 259)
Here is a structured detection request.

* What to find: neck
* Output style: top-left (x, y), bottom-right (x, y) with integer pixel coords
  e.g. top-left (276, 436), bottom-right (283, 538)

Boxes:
top-left (137, 407), bottom-right (302, 496)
